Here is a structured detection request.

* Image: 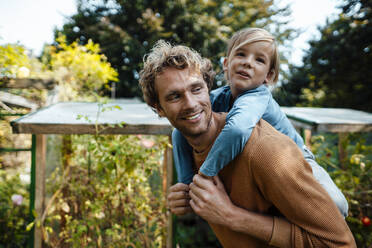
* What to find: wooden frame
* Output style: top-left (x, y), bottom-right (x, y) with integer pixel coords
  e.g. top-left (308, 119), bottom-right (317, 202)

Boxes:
top-left (11, 101), bottom-right (174, 248)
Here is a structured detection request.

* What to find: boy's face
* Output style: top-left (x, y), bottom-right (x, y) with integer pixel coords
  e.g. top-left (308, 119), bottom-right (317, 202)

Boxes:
top-left (154, 67), bottom-right (212, 138)
top-left (223, 40), bottom-right (275, 97)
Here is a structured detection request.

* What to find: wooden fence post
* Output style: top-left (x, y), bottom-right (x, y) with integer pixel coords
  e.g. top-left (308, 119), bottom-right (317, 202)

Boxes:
top-left (163, 136), bottom-right (173, 248)
top-left (34, 134), bottom-right (46, 248)
top-left (338, 132), bottom-right (348, 169)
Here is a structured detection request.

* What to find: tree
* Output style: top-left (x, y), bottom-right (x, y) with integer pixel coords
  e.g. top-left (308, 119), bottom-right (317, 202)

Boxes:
top-left (55, 0), bottom-right (295, 98)
top-left (275, 0), bottom-right (372, 112)
top-left (0, 44), bottom-right (31, 78)
top-left (45, 35), bottom-right (118, 101)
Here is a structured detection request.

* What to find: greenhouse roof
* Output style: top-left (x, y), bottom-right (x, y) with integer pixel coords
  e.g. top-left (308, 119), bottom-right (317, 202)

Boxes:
top-left (11, 102), bottom-right (372, 135)
top-left (281, 107), bottom-right (372, 132)
top-left (11, 100), bottom-right (172, 135)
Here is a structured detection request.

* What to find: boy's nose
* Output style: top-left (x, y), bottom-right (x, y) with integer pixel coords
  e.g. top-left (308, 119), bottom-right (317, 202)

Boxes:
top-left (242, 57), bottom-right (252, 67)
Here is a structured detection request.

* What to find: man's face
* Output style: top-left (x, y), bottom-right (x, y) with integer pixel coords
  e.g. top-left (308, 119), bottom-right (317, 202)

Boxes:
top-left (155, 67), bottom-right (212, 138)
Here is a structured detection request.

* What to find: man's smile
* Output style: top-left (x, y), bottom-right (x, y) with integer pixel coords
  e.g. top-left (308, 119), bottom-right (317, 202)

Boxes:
top-left (181, 111), bottom-right (203, 121)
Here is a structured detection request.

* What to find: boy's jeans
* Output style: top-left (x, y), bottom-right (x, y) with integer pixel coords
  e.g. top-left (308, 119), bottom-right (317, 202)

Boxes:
top-left (303, 146), bottom-right (348, 217)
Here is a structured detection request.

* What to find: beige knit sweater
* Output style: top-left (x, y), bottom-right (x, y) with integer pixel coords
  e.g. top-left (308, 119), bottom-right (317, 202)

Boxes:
top-left (193, 114), bottom-right (356, 247)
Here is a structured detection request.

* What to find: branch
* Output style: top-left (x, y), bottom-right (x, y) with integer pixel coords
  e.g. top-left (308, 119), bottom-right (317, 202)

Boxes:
top-left (0, 77), bottom-right (56, 90)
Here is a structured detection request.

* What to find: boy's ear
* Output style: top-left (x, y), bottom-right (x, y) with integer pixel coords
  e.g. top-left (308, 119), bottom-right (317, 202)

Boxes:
top-left (222, 57), bottom-right (228, 72)
top-left (264, 69), bottom-right (275, 84)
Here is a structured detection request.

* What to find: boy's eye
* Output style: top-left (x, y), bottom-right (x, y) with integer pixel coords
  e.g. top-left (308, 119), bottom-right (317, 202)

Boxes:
top-left (256, 57), bottom-right (266, 63)
top-left (236, 52), bottom-right (245, 57)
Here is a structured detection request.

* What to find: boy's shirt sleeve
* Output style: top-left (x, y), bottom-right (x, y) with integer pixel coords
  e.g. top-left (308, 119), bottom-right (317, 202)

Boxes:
top-left (210, 85), bottom-right (231, 112)
top-left (199, 85), bottom-right (271, 176)
top-left (172, 128), bottom-right (194, 184)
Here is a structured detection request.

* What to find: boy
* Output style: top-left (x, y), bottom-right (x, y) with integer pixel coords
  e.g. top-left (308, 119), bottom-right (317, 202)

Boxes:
top-left (172, 28), bottom-right (348, 217)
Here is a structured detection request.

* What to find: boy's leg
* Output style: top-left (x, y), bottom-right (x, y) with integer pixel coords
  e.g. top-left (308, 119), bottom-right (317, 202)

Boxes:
top-left (303, 146), bottom-right (348, 217)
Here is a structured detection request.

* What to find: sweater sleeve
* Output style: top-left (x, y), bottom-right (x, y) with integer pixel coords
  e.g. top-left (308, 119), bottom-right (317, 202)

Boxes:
top-left (199, 87), bottom-right (270, 176)
top-left (249, 130), bottom-right (356, 247)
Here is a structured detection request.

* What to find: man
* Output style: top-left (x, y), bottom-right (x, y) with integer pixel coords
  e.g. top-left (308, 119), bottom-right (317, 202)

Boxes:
top-left (139, 40), bottom-right (356, 247)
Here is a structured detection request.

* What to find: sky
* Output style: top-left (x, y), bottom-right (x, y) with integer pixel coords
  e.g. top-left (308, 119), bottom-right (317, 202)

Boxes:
top-left (0, 0), bottom-right (342, 65)
top-left (0, 0), bottom-right (77, 55)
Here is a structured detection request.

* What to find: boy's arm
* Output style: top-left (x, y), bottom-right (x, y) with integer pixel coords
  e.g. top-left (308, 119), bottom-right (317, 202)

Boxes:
top-left (190, 132), bottom-right (356, 247)
top-left (172, 128), bottom-right (195, 184)
top-left (199, 86), bottom-right (270, 176)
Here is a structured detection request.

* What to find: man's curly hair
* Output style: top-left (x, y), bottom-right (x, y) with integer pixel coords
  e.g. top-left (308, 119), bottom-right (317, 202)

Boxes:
top-left (139, 40), bottom-right (215, 112)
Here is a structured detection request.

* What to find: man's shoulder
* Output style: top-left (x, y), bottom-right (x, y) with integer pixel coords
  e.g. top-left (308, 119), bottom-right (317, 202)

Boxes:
top-left (248, 119), bottom-right (285, 142)
top-left (241, 119), bottom-right (306, 182)
top-left (244, 119), bottom-right (301, 159)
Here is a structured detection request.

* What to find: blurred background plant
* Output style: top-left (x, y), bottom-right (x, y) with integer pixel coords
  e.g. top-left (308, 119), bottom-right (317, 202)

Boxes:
top-left (274, 0), bottom-right (372, 113)
top-left (0, 170), bottom-right (29, 247)
top-left (312, 133), bottom-right (372, 247)
top-left (56, 0), bottom-right (296, 97)
top-left (1, 36), bottom-right (169, 247)
top-left (41, 133), bottom-right (168, 247)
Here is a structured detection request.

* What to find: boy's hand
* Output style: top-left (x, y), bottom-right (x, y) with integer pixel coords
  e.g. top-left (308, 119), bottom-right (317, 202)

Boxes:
top-left (167, 183), bottom-right (192, 216)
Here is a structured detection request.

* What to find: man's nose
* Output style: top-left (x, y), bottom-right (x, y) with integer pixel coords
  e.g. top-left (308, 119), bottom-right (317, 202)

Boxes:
top-left (183, 92), bottom-right (197, 109)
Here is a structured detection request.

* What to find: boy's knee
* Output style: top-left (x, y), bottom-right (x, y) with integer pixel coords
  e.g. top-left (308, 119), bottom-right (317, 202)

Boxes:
top-left (333, 191), bottom-right (349, 217)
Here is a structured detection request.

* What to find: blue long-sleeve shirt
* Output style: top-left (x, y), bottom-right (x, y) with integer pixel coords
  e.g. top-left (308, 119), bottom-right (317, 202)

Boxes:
top-left (172, 85), bottom-right (305, 183)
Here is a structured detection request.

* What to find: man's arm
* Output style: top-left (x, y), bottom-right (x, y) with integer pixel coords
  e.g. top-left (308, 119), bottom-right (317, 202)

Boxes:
top-left (189, 175), bottom-right (275, 243)
top-left (249, 134), bottom-right (355, 247)
top-left (189, 134), bottom-right (356, 247)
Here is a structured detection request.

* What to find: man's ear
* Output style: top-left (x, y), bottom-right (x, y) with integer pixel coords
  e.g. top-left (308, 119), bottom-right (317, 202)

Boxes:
top-left (155, 104), bottom-right (165, 117)
top-left (264, 69), bottom-right (275, 84)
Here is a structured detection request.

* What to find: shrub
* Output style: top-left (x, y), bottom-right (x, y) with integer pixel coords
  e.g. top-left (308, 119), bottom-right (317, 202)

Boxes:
top-left (0, 170), bottom-right (29, 247)
top-left (312, 133), bottom-right (372, 247)
top-left (41, 134), bottom-right (168, 247)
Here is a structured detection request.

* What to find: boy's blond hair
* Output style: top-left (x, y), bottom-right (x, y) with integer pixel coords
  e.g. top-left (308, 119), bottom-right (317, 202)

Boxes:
top-left (139, 40), bottom-right (215, 112)
top-left (226, 28), bottom-right (279, 84)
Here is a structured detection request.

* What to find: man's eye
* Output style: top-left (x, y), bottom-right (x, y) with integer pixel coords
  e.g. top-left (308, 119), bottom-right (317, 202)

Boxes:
top-left (192, 87), bottom-right (202, 93)
top-left (167, 94), bottom-right (180, 101)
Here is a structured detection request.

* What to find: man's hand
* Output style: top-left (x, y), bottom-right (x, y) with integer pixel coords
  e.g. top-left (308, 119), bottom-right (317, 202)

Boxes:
top-left (167, 183), bottom-right (192, 216)
top-left (189, 174), bottom-right (235, 226)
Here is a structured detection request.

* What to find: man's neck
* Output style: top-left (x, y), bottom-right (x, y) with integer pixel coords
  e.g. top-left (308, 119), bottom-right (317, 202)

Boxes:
top-left (184, 112), bottom-right (224, 154)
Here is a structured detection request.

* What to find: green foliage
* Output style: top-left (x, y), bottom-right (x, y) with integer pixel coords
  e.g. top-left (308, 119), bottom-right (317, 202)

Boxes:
top-left (174, 214), bottom-right (221, 247)
top-left (56, 0), bottom-right (295, 97)
top-left (312, 133), bottom-right (372, 247)
top-left (275, 0), bottom-right (372, 112)
top-left (0, 33), bottom-right (150, 247)
top-left (0, 170), bottom-right (29, 247)
top-left (45, 35), bottom-right (118, 101)
top-left (0, 44), bottom-right (31, 78)
top-left (41, 132), bottom-right (168, 247)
